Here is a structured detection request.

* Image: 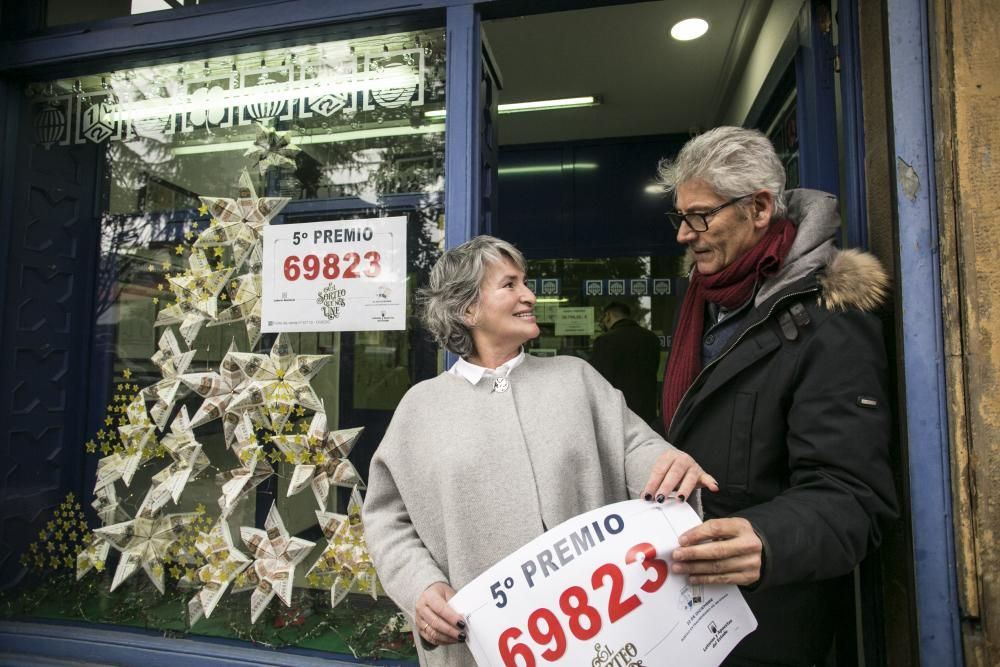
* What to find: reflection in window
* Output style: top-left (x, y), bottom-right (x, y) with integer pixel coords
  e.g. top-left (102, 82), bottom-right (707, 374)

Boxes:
top-left (10, 28), bottom-right (446, 663)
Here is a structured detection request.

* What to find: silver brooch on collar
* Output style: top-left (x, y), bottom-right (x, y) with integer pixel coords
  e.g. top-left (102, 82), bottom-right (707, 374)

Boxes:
top-left (493, 377), bottom-right (510, 393)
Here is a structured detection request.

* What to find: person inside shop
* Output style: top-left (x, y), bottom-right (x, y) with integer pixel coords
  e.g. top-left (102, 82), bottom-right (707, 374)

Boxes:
top-left (362, 235), bottom-right (719, 667)
top-left (590, 301), bottom-right (662, 425)
top-left (657, 126), bottom-right (898, 665)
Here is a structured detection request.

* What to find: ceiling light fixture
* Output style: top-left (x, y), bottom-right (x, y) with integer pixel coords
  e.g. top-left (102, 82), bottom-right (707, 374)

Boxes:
top-left (171, 123), bottom-right (445, 155)
top-left (498, 162), bottom-right (598, 175)
top-left (670, 18), bottom-right (709, 41)
top-left (424, 95), bottom-right (600, 119)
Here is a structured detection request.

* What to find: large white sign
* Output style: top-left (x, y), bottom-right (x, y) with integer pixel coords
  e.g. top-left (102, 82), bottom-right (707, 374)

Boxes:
top-left (261, 217), bottom-right (406, 333)
top-left (450, 500), bottom-right (757, 667)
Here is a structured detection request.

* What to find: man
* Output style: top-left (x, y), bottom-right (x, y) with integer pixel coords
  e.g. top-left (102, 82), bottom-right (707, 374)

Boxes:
top-left (658, 127), bottom-right (898, 666)
top-left (590, 302), bottom-right (661, 424)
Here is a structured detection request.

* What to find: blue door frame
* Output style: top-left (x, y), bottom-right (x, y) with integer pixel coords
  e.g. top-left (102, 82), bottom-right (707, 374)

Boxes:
top-left (0, 0), bottom-right (963, 665)
top-left (885, 0), bottom-right (963, 664)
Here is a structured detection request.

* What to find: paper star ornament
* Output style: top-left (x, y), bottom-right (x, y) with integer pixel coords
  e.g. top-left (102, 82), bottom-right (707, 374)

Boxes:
top-left (182, 339), bottom-right (270, 449)
top-left (114, 396), bottom-right (158, 486)
top-left (94, 511), bottom-right (199, 593)
top-left (217, 413), bottom-right (274, 519)
top-left (306, 486), bottom-right (378, 608)
top-left (137, 407), bottom-right (211, 517)
top-left (241, 502), bottom-right (315, 623)
top-left (195, 169), bottom-right (289, 270)
top-left (188, 521), bottom-right (252, 624)
top-left (78, 485), bottom-right (132, 580)
top-left (210, 247), bottom-right (263, 350)
top-left (273, 408), bottom-right (364, 509)
top-left (244, 122), bottom-right (300, 175)
top-left (141, 329), bottom-right (197, 430)
top-left (228, 333), bottom-right (331, 434)
top-left (154, 250), bottom-right (233, 347)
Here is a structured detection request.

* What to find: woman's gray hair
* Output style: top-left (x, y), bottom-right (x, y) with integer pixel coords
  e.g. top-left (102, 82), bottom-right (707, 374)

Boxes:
top-left (418, 235), bottom-right (528, 357)
top-left (657, 126), bottom-right (787, 218)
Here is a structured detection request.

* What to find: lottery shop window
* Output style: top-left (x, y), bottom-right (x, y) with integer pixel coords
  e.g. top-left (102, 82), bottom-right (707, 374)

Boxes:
top-left (7, 27), bottom-right (447, 662)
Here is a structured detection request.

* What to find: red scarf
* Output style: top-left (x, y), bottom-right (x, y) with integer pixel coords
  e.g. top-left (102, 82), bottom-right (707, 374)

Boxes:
top-left (662, 219), bottom-right (797, 430)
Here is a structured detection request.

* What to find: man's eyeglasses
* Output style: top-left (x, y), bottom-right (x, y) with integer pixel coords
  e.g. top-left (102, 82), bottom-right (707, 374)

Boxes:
top-left (665, 193), bottom-right (754, 232)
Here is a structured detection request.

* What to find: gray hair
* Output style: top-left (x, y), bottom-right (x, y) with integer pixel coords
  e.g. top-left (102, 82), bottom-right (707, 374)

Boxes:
top-left (418, 235), bottom-right (528, 357)
top-left (657, 126), bottom-right (787, 218)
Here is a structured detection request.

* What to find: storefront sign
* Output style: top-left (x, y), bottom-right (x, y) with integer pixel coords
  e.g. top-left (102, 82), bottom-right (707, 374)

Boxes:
top-left (261, 217), bottom-right (406, 332)
top-left (450, 500), bottom-right (757, 667)
top-left (554, 307), bottom-right (594, 336)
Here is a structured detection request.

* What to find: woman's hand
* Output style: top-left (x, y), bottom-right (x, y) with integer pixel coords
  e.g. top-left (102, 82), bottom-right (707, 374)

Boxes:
top-left (642, 448), bottom-right (719, 503)
top-left (416, 581), bottom-right (467, 646)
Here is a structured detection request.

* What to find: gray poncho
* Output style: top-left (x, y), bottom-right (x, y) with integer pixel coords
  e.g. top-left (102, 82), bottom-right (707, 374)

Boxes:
top-left (363, 354), bottom-right (671, 666)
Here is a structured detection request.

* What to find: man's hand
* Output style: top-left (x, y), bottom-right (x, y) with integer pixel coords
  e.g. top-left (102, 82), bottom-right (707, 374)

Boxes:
top-left (671, 517), bottom-right (763, 586)
top-left (642, 449), bottom-right (719, 503)
top-left (415, 581), bottom-right (466, 646)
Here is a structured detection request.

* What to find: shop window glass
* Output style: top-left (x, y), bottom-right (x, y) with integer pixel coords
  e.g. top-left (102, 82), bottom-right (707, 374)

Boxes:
top-left (9, 28), bottom-right (446, 663)
top-left (524, 254), bottom-right (688, 417)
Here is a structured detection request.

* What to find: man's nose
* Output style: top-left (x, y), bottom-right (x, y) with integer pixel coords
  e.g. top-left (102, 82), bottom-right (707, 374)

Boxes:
top-left (676, 220), bottom-right (697, 244)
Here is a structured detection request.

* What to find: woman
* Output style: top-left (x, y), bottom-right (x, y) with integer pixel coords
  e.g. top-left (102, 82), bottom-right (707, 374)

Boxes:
top-left (362, 236), bottom-right (716, 666)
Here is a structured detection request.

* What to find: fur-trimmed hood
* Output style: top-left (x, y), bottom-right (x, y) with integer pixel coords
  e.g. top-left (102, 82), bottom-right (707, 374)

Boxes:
top-left (816, 248), bottom-right (889, 313)
top-left (755, 189), bottom-right (889, 313)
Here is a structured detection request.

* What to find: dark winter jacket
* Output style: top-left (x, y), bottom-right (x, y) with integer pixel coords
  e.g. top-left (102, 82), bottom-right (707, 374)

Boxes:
top-left (666, 190), bottom-right (899, 666)
top-left (591, 318), bottom-right (662, 424)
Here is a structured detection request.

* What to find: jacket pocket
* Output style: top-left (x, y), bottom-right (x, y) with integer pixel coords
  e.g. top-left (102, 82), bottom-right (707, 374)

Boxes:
top-left (727, 392), bottom-right (756, 491)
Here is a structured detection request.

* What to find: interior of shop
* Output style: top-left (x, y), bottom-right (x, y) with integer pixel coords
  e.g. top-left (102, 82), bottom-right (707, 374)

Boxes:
top-left (484, 0), bottom-right (802, 387)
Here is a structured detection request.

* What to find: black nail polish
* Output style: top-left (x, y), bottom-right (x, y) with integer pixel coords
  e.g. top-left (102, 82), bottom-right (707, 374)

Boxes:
top-left (656, 494), bottom-right (665, 503)
top-left (459, 632), bottom-right (467, 642)
top-left (644, 493), bottom-right (653, 501)
top-left (457, 621), bottom-right (466, 629)
top-left (678, 494), bottom-right (686, 502)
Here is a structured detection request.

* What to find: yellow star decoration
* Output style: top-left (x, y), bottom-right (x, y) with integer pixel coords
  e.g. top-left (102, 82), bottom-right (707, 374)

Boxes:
top-left (198, 203), bottom-right (209, 216)
top-left (213, 247), bottom-right (224, 258)
top-left (23, 492), bottom-right (92, 575)
top-left (175, 244), bottom-right (185, 255)
top-left (122, 368), bottom-right (132, 380)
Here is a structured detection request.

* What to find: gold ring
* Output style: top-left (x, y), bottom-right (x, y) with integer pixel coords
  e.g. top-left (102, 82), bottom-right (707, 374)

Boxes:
top-left (423, 622), bottom-right (431, 633)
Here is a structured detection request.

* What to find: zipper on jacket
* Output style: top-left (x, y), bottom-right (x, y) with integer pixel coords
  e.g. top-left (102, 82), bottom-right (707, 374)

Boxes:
top-left (667, 286), bottom-right (821, 435)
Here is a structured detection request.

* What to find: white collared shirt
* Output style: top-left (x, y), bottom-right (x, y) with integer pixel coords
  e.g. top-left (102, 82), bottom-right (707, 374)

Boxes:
top-left (448, 349), bottom-right (526, 385)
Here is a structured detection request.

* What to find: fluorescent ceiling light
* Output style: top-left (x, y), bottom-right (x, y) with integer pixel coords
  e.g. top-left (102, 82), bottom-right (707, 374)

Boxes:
top-left (645, 184), bottom-right (666, 194)
top-left (498, 162), bottom-right (598, 175)
top-left (499, 96), bottom-right (599, 114)
top-left (535, 297), bottom-right (569, 303)
top-left (424, 96), bottom-right (599, 119)
top-left (671, 18), bottom-right (709, 41)
top-left (171, 123), bottom-right (445, 155)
